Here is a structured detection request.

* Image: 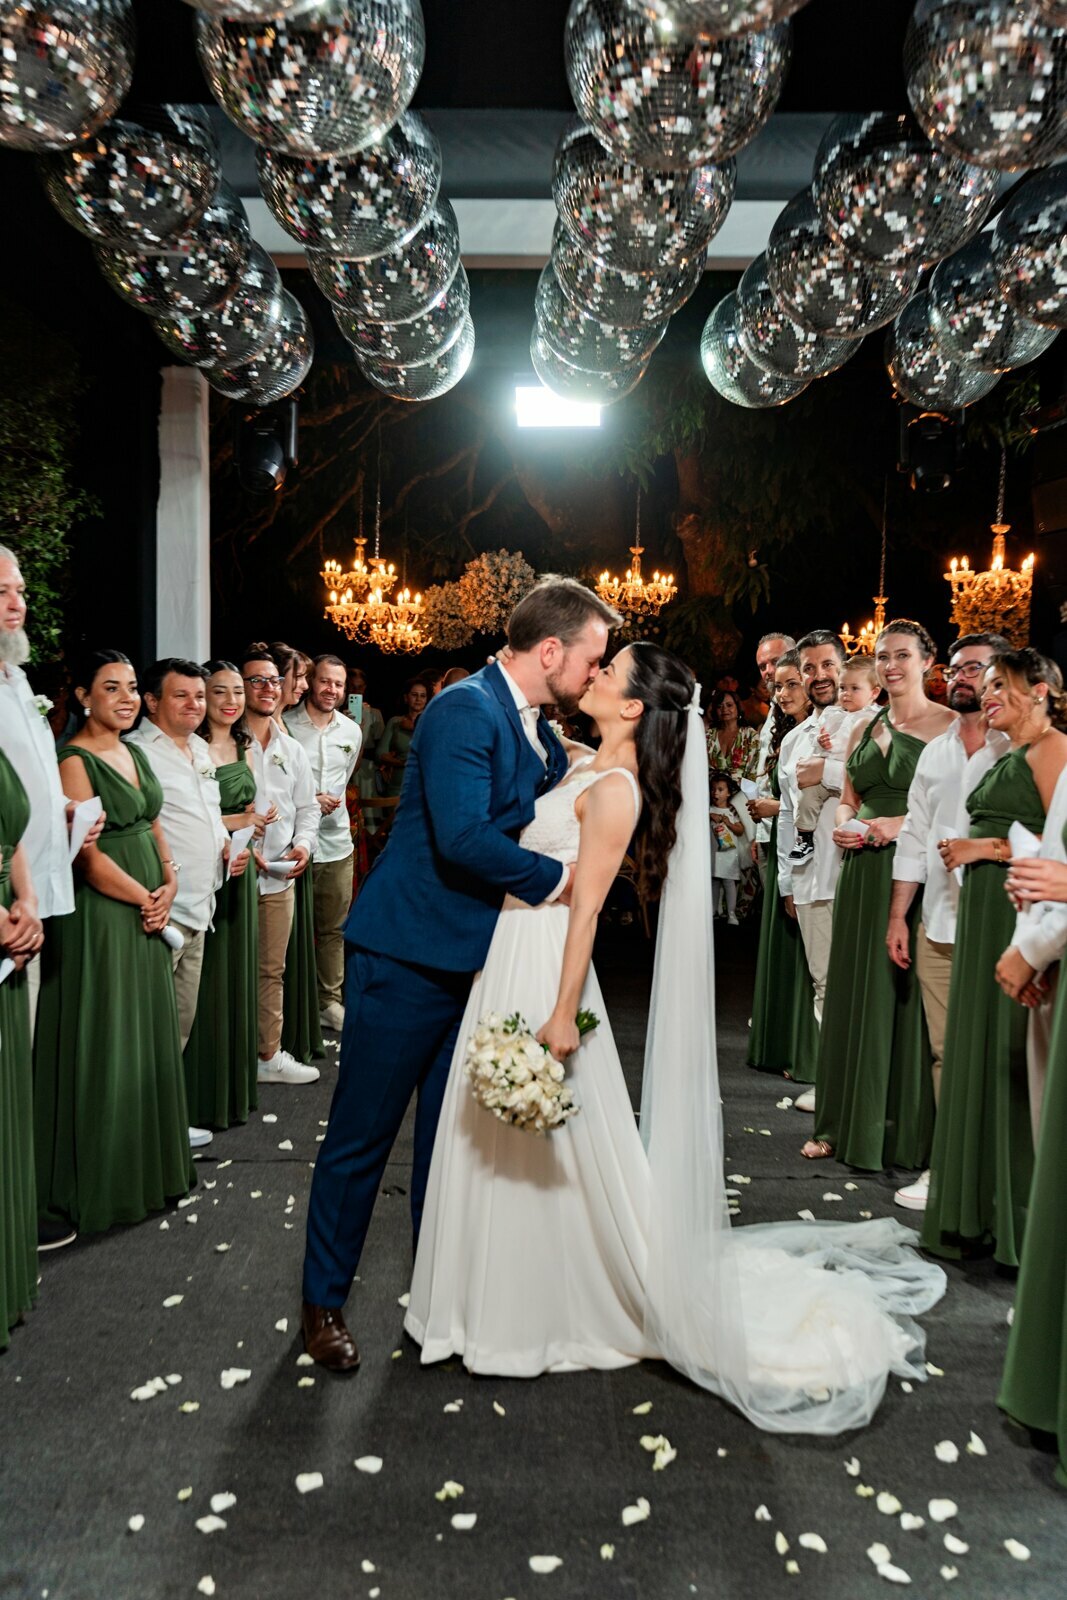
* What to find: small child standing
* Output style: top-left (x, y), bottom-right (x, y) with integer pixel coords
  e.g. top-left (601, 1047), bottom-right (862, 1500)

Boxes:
top-left (790, 655), bottom-right (881, 863)
top-left (710, 772), bottom-right (754, 924)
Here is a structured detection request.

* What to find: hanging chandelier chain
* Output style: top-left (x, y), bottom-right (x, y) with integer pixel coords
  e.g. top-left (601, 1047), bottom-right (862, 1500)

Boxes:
top-left (996, 444), bottom-right (1007, 527)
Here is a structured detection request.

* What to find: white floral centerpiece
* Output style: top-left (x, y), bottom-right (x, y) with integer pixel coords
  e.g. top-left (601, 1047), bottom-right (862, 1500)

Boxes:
top-left (464, 1009), bottom-right (598, 1135)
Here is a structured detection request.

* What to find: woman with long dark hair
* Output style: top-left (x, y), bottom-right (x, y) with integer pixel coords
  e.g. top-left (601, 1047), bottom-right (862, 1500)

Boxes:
top-left (404, 642), bottom-right (945, 1433)
top-left (922, 649), bottom-right (1067, 1266)
top-left (706, 687), bottom-right (760, 782)
top-left (747, 651), bottom-right (818, 1084)
top-left (183, 661), bottom-right (263, 1129)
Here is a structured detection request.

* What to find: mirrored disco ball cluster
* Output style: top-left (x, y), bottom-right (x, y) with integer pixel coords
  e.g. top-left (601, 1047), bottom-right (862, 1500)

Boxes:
top-left (905, 0), bottom-right (1067, 173)
top-left (197, 0), bottom-right (473, 405)
top-left (0, 0), bottom-right (136, 152)
top-left (992, 165), bottom-right (1067, 330)
top-left (536, 0), bottom-right (799, 408)
top-left (885, 290), bottom-right (1002, 409)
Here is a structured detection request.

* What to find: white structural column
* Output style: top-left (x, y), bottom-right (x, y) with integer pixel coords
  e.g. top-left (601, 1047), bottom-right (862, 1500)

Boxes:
top-left (156, 364), bottom-right (211, 661)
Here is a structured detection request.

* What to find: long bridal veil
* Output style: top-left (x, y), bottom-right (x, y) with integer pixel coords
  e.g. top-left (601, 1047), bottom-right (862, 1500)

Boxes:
top-left (639, 689), bottom-right (947, 1434)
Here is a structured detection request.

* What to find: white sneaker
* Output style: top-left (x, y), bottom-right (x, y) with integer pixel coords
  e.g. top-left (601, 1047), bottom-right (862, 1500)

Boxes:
top-left (257, 1050), bottom-right (321, 1086)
top-left (319, 1002), bottom-right (345, 1032)
top-left (894, 1170), bottom-right (930, 1211)
top-left (793, 1087), bottom-right (816, 1113)
top-left (727, 914), bottom-right (739, 926)
top-left (189, 1126), bottom-right (213, 1148)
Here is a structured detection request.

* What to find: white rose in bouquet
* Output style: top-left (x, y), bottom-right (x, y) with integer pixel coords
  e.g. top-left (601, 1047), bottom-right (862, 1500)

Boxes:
top-left (463, 1010), bottom-right (599, 1135)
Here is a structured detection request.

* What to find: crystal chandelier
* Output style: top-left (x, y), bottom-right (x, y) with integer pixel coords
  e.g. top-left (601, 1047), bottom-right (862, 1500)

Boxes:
top-left (840, 486), bottom-right (889, 656)
top-left (595, 488), bottom-right (677, 619)
top-left (945, 447), bottom-right (1034, 648)
top-left (368, 586), bottom-right (430, 653)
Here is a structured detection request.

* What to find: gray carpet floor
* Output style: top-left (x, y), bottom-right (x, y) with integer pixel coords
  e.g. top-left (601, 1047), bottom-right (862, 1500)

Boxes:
top-left (2, 920), bottom-right (1063, 1600)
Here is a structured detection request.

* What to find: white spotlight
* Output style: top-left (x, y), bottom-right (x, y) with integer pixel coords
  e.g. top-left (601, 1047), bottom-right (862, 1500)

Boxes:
top-left (515, 383), bottom-right (601, 429)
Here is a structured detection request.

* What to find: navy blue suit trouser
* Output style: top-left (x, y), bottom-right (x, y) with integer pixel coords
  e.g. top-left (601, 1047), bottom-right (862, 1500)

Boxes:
top-left (301, 945), bottom-right (473, 1309)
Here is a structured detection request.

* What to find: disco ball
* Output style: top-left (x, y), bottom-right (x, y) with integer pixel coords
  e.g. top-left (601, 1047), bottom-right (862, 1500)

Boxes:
top-left (929, 234), bottom-right (1059, 372)
top-left (182, 1), bottom-right (319, 16)
top-left (531, 329), bottom-right (648, 406)
top-left (307, 198), bottom-right (460, 324)
top-left (535, 264), bottom-right (667, 369)
top-left (648, 0), bottom-right (809, 33)
top-left (358, 311), bottom-right (475, 403)
top-left (700, 292), bottom-right (809, 408)
top-left (553, 222), bottom-right (705, 329)
top-left (0, 0), bottom-right (135, 152)
top-left (736, 252), bottom-right (854, 378)
top-left (812, 111), bottom-right (999, 268)
top-left (154, 241), bottom-right (285, 370)
top-left (94, 182), bottom-right (251, 316)
top-left (886, 291), bottom-right (1003, 408)
top-left (337, 265), bottom-right (470, 367)
top-left (196, 0), bottom-right (425, 159)
top-left (209, 290), bottom-right (313, 403)
top-left (40, 108), bottom-right (220, 247)
top-left (905, 0), bottom-right (1067, 172)
top-left (552, 121), bottom-right (735, 274)
top-left (992, 165), bottom-right (1067, 330)
top-left (767, 191), bottom-right (916, 337)
top-left (565, 0), bottom-right (791, 168)
top-left (256, 111), bottom-right (440, 258)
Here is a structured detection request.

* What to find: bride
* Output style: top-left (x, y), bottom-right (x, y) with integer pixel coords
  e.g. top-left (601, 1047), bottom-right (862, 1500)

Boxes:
top-left (405, 641), bottom-right (946, 1433)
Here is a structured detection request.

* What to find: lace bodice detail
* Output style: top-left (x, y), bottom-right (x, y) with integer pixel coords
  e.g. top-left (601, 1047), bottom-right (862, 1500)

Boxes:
top-left (519, 759), bottom-right (641, 864)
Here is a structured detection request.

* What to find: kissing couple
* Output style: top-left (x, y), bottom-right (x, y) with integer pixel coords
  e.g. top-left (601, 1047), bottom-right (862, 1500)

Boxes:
top-left (301, 577), bottom-right (945, 1434)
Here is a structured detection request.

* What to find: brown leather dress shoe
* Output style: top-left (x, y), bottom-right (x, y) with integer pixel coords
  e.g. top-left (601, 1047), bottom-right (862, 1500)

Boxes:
top-left (301, 1302), bottom-right (361, 1372)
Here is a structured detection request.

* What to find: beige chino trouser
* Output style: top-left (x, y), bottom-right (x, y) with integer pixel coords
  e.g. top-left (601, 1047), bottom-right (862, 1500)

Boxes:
top-left (170, 921), bottom-right (207, 1052)
top-left (915, 923), bottom-right (953, 1107)
top-left (258, 886), bottom-right (295, 1061)
top-left (312, 855), bottom-right (353, 1012)
top-left (795, 898), bottom-right (834, 1026)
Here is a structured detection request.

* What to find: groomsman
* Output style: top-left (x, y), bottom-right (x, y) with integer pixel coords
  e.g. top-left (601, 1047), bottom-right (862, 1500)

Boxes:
top-left (777, 630), bottom-right (846, 1112)
top-left (887, 633), bottom-right (1010, 1209)
top-left (241, 645), bottom-right (321, 1086)
top-left (747, 631), bottom-right (795, 882)
top-left (0, 545), bottom-right (76, 1029)
top-left (284, 654), bottom-right (362, 1032)
top-left (130, 659), bottom-right (244, 1148)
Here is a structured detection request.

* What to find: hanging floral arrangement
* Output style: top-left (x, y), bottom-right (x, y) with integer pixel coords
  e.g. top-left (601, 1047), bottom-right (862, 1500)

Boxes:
top-left (419, 583), bottom-right (474, 652)
top-left (457, 550), bottom-right (536, 635)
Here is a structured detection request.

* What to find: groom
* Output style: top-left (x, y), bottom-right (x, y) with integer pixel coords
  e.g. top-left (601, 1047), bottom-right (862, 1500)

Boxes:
top-left (301, 577), bottom-right (621, 1369)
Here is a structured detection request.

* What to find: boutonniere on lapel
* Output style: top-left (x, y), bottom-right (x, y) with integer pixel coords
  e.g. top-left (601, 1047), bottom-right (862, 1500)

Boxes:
top-left (32, 694), bottom-right (53, 720)
top-left (548, 720), bottom-right (564, 741)
top-left (340, 742), bottom-right (354, 756)
top-left (271, 750), bottom-right (288, 775)
top-left (196, 762), bottom-right (215, 781)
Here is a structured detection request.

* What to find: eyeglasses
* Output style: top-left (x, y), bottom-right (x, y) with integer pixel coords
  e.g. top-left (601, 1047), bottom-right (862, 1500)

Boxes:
top-left (243, 674), bottom-right (282, 689)
top-left (945, 662), bottom-right (986, 681)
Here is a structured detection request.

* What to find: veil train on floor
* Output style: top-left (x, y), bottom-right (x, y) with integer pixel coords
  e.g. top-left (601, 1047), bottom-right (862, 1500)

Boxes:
top-left (639, 689), bottom-right (946, 1435)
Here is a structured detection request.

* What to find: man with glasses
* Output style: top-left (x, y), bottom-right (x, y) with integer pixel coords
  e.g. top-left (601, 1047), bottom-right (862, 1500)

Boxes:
top-left (886, 633), bottom-right (1009, 1211)
top-left (241, 645), bottom-right (321, 1087)
top-left (747, 632), bottom-right (796, 885)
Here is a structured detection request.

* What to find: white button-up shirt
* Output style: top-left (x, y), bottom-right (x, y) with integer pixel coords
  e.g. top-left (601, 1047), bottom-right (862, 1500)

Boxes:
top-left (247, 720), bottom-right (319, 897)
top-left (0, 662), bottom-right (75, 920)
top-left (1012, 762), bottom-right (1067, 975)
top-left (753, 706), bottom-right (776, 846)
top-left (892, 720), bottom-right (1010, 945)
top-left (499, 666), bottom-right (568, 900)
top-left (127, 723), bottom-right (229, 933)
top-left (777, 711), bottom-right (844, 905)
top-left (284, 702), bottom-right (361, 864)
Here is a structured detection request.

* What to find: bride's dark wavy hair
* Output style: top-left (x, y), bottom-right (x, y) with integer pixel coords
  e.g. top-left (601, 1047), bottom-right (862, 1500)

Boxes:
top-left (625, 642), bottom-right (694, 903)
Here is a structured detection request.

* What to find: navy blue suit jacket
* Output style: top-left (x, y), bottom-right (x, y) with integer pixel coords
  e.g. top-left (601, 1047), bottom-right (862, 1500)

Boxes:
top-left (345, 663), bottom-right (570, 973)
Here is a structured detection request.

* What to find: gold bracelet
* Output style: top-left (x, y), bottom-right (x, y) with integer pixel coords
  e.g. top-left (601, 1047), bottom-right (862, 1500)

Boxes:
top-left (992, 839), bottom-right (1004, 864)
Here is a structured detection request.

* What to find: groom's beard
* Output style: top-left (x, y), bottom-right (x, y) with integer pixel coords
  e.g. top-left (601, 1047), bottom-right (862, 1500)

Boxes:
top-left (0, 627), bottom-right (30, 666)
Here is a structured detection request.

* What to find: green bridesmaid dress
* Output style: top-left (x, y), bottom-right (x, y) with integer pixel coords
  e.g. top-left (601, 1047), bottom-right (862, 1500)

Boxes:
top-left (281, 866), bottom-right (323, 1064)
top-left (999, 847), bottom-right (1067, 1484)
top-left (183, 750), bottom-right (259, 1128)
top-left (747, 763), bottom-right (818, 1084)
top-left (34, 744), bottom-right (193, 1233)
top-left (814, 710), bottom-right (933, 1171)
top-left (0, 751), bottom-right (37, 1350)
top-left (922, 746), bottom-right (1045, 1267)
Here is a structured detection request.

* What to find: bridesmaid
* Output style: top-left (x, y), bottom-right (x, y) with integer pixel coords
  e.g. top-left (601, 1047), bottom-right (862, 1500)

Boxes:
top-left (376, 679), bottom-right (429, 799)
top-left (998, 758), bottom-right (1067, 1484)
top-left (271, 642), bottom-right (323, 1066)
top-left (183, 661), bottom-right (263, 1129)
top-left (34, 650), bottom-right (192, 1234)
top-left (923, 650), bottom-right (1067, 1266)
top-left (747, 652), bottom-right (818, 1084)
top-left (0, 751), bottom-right (44, 1349)
top-left (804, 621), bottom-right (955, 1168)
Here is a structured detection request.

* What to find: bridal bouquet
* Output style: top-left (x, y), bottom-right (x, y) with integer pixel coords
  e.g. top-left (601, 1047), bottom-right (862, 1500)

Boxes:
top-left (464, 1010), bottom-right (598, 1135)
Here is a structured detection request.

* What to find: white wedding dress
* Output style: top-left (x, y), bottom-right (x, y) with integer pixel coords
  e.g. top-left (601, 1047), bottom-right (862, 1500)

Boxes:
top-left (406, 734), bottom-right (947, 1434)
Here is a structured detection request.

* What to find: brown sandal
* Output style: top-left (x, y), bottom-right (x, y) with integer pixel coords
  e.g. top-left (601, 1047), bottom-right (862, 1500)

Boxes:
top-left (800, 1139), bottom-right (834, 1160)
